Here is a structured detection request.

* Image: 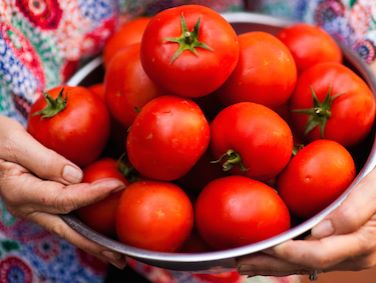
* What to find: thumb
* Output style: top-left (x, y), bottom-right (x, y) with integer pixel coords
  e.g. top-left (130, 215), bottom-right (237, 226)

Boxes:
top-left (311, 167), bottom-right (376, 238)
top-left (0, 116), bottom-right (82, 184)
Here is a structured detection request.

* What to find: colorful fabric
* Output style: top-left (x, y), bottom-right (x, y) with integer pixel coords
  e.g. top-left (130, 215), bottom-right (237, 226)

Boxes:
top-left (0, 0), bottom-right (375, 282)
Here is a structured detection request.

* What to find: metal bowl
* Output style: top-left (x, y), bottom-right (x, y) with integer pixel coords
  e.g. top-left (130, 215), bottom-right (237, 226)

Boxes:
top-left (63, 12), bottom-right (376, 272)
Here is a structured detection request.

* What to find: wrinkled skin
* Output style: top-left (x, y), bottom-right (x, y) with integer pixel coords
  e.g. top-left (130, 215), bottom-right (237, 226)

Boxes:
top-left (0, 115), bottom-right (127, 269)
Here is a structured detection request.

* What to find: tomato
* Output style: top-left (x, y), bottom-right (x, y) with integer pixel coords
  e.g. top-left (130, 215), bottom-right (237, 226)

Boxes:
top-left (195, 176), bottom-right (290, 250)
top-left (277, 140), bottom-right (356, 219)
top-left (140, 5), bottom-right (239, 97)
top-left (88, 83), bottom-right (105, 101)
top-left (217, 32), bottom-right (297, 109)
top-left (177, 151), bottom-right (226, 195)
top-left (277, 23), bottom-right (342, 73)
top-left (103, 17), bottom-right (150, 67)
top-left (104, 43), bottom-right (165, 128)
top-left (116, 180), bottom-right (193, 252)
top-left (289, 62), bottom-right (376, 147)
top-left (77, 158), bottom-right (129, 236)
top-left (210, 102), bottom-right (293, 181)
top-left (127, 95), bottom-right (210, 181)
top-left (27, 86), bottom-right (110, 167)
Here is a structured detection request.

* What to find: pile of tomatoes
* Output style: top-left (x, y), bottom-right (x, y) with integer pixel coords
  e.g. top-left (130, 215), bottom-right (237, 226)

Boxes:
top-left (27, 5), bottom-right (376, 253)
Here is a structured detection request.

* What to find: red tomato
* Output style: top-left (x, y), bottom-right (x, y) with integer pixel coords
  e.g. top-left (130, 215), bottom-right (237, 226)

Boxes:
top-left (104, 43), bottom-right (165, 128)
top-left (77, 158), bottom-right (128, 236)
top-left (217, 32), bottom-right (297, 109)
top-left (116, 180), bottom-right (193, 252)
top-left (195, 176), bottom-right (290, 250)
top-left (88, 83), bottom-right (105, 101)
top-left (27, 86), bottom-right (110, 167)
top-left (177, 151), bottom-right (226, 195)
top-left (127, 95), bottom-right (210, 181)
top-left (277, 140), bottom-right (356, 219)
top-left (277, 23), bottom-right (342, 73)
top-left (210, 102), bottom-right (293, 181)
top-left (140, 5), bottom-right (239, 97)
top-left (289, 62), bottom-right (376, 147)
top-left (103, 17), bottom-right (150, 67)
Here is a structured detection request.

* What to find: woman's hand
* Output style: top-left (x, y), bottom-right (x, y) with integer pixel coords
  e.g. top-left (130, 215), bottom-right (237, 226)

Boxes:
top-left (0, 115), bottom-right (127, 269)
top-left (237, 166), bottom-right (376, 277)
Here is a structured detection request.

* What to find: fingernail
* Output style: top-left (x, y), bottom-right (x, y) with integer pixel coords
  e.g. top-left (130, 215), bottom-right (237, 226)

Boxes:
top-left (62, 165), bottom-right (83, 183)
top-left (92, 179), bottom-right (126, 193)
top-left (102, 251), bottom-right (127, 269)
top-left (312, 219), bottom-right (334, 238)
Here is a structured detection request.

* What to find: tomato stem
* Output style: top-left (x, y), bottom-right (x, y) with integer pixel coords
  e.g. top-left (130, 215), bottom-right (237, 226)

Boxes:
top-left (211, 149), bottom-right (247, 172)
top-left (33, 88), bottom-right (67, 119)
top-left (164, 14), bottom-right (213, 63)
top-left (117, 153), bottom-right (140, 183)
top-left (291, 85), bottom-right (343, 138)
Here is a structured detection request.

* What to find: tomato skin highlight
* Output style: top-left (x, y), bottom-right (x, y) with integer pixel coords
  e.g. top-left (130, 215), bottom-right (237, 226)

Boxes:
top-left (210, 102), bottom-right (293, 181)
top-left (127, 95), bottom-right (210, 181)
top-left (289, 62), bottom-right (376, 147)
top-left (116, 181), bottom-right (194, 252)
top-left (140, 5), bottom-right (239, 97)
top-left (27, 86), bottom-right (110, 167)
top-left (104, 43), bottom-right (165, 128)
top-left (277, 23), bottom-right (342, 73)
top-left (195, 176), bottom-right (290, 250)
top-left (77, 158), bottom-right (128, 236)
top-left (218, 32), bottom-right (297, 109)
top-left (277, 140), bottom-right (356, 219)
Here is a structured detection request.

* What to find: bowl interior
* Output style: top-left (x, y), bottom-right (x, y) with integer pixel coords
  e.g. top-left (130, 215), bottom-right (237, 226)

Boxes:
top-left (64, 12), bottom-right (376, 271)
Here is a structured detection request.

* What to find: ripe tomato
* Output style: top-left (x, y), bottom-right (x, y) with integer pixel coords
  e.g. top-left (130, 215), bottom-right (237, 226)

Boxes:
top-left (177, 151), bottom-right (226, 195)
top-left (27, 86), bottom-right (110, 167)
top-left (140, 5), bottom-right (239, 97)
top-left (195, 176), bottom-right (290, 250)
top-left (277, 23), bottom-right (342, 73)
top-left (88, 83), bottom-right (105, 101)
top-left (116, 180), bottom-right (193, 252)
top-left (277, 140), bottom-right (356, 219)
top-left (104, 43), bottom-right (165, 128)
top-left (103, 17), bottom-right (150, 67)
top-left (127, 95), bottom-right (210, 181)
top-left (210, 102), bottom-right (293, 181)
top-left (217, 31), bottom-right (297, 109)
top-left (289, 62), bottom-right (376, 147)
top-left (77, 158), bottom-right (128, 236)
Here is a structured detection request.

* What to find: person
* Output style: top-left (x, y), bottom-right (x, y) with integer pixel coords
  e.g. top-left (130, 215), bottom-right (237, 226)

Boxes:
top-left (0, 0), bottom-right (375, 282)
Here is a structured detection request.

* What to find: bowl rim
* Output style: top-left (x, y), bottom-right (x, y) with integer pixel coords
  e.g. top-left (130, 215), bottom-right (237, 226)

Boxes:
top-left (64, 12), bottom-right (376, 264)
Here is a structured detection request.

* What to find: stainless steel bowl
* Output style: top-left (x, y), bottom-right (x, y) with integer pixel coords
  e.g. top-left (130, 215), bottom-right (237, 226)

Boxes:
top-left (63, 12), bottom-right (376, 272)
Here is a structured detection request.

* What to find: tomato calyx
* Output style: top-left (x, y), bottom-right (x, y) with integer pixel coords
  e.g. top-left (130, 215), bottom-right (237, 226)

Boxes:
top-left (292, 86), bottom-right (341, 138)
top-left (33, 88), bottom-right (67, 118)
top-left (117, 153), bottom-right (140, 183)
top-left (292, 143), bottom-right (304, 156)
top-left (211, 149), bottom-right (247, 172)
top-left (164, 14), bottom-right (213, 63)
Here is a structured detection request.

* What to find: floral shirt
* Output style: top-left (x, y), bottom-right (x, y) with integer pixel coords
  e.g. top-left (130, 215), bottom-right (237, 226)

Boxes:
top-left (0, 0), bottom-right (375, 282)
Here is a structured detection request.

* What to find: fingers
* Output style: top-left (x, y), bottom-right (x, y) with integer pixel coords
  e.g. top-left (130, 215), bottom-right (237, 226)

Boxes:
top-left (0, 160), bottom-right (125, 216)
top-left (268, 230), bottom-right (374, 270)
top-left (28, 211), bottom-right (127, 269)
top-left (311, 168), bottom-right (376, 238)
top-left (237, 253), bottom-right (310, 277)
top-left (0, 115), bottom-right (82, 185)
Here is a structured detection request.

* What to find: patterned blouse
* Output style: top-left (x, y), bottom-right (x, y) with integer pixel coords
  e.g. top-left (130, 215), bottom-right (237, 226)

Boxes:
top-left (0, 1), bottom-right (375, 282)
